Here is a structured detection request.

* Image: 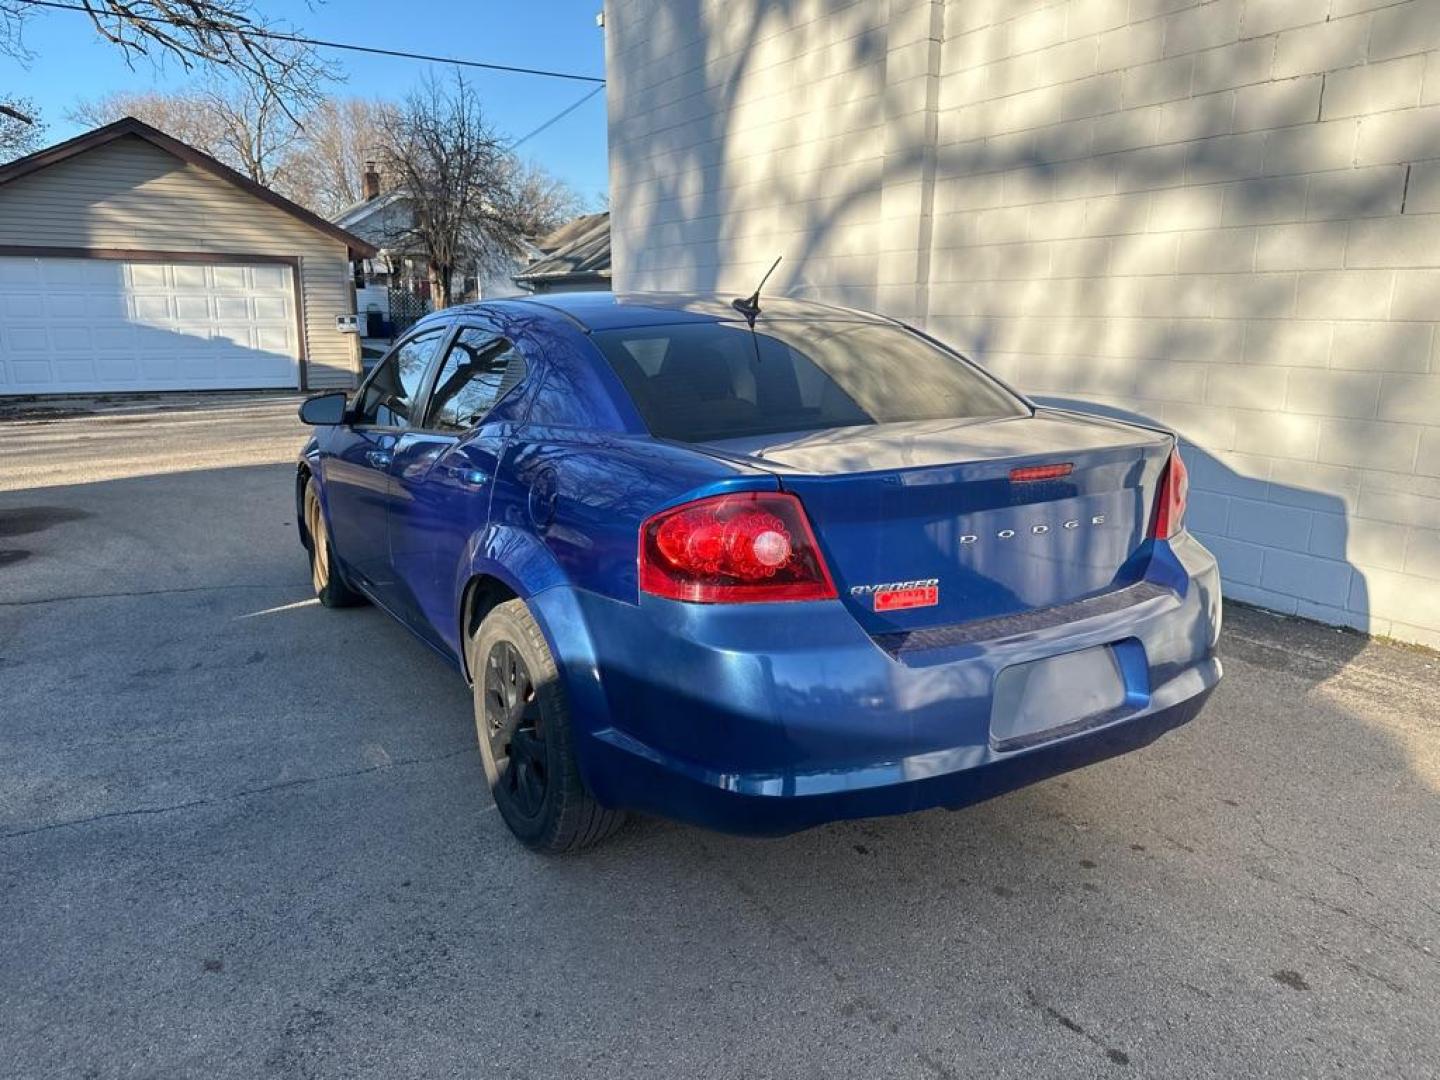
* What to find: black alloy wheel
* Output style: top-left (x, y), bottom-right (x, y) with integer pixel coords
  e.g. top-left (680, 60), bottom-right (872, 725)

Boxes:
top-left (469, 598), bottom-right (625, 852)
top-left (483, 640), bottom-right (548, 824)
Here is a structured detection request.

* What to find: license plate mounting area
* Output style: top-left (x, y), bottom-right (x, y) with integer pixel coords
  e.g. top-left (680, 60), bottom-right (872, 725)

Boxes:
top-left (990, 640), bottom-right (1149, 752)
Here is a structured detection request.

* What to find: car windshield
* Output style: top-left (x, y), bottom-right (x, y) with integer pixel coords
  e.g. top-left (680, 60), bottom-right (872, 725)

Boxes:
top-left (593, 320), bottom-right (1027, 442)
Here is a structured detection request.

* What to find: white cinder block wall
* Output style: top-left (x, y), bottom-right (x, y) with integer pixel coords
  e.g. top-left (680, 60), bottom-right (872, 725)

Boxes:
top-left (606, 0), bottom-right (1440, 647)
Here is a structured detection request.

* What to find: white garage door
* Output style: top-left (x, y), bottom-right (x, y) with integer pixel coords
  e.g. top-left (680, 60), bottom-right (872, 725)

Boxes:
top-left (0, 255), bottom-right (301, 393)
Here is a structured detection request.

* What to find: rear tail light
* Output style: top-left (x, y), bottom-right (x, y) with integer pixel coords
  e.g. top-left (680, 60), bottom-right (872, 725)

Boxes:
top-left (1009, 462), bottom-right (1073, 482)
top-left (1151, 446), bottom-right (1189, 540)
top-left (639, 491), bottom-right (837, 603)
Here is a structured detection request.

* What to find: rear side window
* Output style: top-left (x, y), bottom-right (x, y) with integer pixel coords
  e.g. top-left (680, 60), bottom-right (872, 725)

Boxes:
top-left (425, 327), bottom-right (527, 432)
top-left (593, 321), bottom-right (1026, 442)
top-left (356, 328), bottom-right (447, 428)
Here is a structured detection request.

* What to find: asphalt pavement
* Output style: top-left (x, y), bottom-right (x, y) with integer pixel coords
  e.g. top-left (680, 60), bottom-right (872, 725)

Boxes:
top-left (1, 394), bottom-right (1437, 1079)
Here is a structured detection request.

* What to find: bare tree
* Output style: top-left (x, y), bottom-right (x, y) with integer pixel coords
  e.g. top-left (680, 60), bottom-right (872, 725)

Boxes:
top-left (379, 74), bottom-right (527, 308)
top-left (278, 97), bottom-right (400, 215)
top-left (71, 91), bottom-right (211, 150)
top-left (504, 158), bottom-right (584, 238)
top-left (0, 96), bottom-right (45, 163)
top-left (71, 83), bottom-right (396, 214)
top-left (2, 1), bottom-right (331, 122)
top-left (70, 59), bottom-right (310, 186)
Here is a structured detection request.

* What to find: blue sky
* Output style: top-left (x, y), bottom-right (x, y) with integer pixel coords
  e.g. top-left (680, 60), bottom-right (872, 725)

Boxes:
top-left (8, 0), bottom-right (610, 201)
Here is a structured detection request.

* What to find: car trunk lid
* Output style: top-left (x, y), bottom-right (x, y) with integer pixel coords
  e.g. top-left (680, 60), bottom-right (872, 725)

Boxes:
top-left (696, 410), bottom-right (1173, 634)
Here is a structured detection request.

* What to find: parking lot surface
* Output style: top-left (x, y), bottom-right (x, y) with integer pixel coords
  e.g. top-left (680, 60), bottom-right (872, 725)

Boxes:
top-left (2, 395), bottom-right (1437, 1079)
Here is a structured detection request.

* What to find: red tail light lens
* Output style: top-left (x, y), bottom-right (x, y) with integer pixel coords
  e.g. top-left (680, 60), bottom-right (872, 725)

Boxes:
top-left (1151, 447), bottom-right (1189, 540)
top-left (639, 491), bottom-right (838, 603)
top-left (1010, 462), bottom-right (1073, 482)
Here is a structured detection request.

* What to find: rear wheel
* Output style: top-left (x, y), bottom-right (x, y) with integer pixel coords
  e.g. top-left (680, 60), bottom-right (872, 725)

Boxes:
top-left (471, 599), bottom-right (624, 853)
top-left (303, 478), bottom-right (364, 608)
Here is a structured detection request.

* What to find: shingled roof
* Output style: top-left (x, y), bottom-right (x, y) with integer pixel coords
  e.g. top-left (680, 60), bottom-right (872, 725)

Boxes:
top-left (513, 212), bottom-right (610, 288)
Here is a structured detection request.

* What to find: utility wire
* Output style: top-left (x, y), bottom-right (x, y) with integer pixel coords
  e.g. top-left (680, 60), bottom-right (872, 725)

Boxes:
top-left (505, 84), bottom-right (604, 150)
top-left (20, 0), bottom-right (607, 84)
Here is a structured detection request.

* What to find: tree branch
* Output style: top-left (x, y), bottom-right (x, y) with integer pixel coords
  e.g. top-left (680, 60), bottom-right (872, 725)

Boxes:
top-left (3, 1), bottom-right (335, 124)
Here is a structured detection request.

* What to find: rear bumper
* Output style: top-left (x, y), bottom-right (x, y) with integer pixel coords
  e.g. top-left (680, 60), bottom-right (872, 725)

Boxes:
top-left (583, 678), bottom-right (1215, 835)
top-left (531, 533), bottom-right (1223, 836)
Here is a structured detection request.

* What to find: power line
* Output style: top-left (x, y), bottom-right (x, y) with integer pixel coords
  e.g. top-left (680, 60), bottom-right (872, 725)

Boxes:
top-left (506, 84), bottom-right (604, 150)
top-left (20, 0), bottom-right (606, 84)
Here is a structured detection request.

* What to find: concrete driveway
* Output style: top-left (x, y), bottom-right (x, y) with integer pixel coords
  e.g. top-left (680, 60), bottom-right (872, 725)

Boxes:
top-left (2, 395), bottom-right (1437, 1079)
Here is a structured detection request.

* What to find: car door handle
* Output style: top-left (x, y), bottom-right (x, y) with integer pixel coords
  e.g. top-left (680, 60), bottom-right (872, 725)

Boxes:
top-left (442, 464), bottom-right (490, 488)
top-left (366, 449), bottom-right (393, 469)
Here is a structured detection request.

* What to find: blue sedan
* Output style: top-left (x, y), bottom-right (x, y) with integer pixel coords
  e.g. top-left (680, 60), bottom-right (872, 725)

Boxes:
top-left (296, 292), bottom-right (1222, 851)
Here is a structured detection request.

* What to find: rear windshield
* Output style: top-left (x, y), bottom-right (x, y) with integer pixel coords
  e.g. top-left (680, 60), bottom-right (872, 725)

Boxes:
top-left (593, 320), bottom-right (1027, 442)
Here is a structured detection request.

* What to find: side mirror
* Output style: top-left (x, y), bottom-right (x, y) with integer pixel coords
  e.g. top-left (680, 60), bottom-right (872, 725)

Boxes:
top-left (299, 391), bottom-right (348, 426)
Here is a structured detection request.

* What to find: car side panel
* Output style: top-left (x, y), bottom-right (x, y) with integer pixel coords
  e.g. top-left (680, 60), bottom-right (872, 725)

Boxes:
top-left (498, 426), bottom-right (778, 605)
top-left (386, 429), bottom-right (492, 653)
top-left (322, 424), bottom-right (398, 589)
top-left (380, 311), bottom-right (553, 659)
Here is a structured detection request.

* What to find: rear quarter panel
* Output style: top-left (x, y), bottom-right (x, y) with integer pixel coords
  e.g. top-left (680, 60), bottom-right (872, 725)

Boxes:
top-left (496, 427), bottom-right (777, 603)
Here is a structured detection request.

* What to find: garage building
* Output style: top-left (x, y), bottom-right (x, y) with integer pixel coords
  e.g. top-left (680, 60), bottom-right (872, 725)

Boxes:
top-left (0, 117), bottom-right (376, 395)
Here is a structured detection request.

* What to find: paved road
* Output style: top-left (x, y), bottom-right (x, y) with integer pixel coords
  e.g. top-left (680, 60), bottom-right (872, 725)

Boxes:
top-left (2, 396), bottom-right (1437, 1079)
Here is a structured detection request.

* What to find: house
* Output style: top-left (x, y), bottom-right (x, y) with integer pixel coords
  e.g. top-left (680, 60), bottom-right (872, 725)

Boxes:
top-left (513, 211), bottom-right (611, 294)
top-left (331, 167), bottom-right (414, 298)
top-left (603, 0), bottom-right (1440, 648)
top-left (0, 117), bottom-right (375, 394)
top-left (333, 164), bottom-right (527, 311)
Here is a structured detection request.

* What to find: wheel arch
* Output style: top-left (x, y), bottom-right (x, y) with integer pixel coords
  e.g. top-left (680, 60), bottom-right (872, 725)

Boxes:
top-left (459, 573), bottom-right (522, 683)
top-left (456, 541), bottom-right (619, 802)
top-left (455, 525), bottom-right (571, 684)
top-left (296, 461), bottom-right (315, 550)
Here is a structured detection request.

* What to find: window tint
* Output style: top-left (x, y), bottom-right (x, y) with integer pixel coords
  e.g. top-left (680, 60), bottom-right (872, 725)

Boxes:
top-left (593, 321), bottom-right (1027, 442)
top-left (425, 327), bottom-right (527, 432)
top-left (356, 328), bottom-right (447, 427)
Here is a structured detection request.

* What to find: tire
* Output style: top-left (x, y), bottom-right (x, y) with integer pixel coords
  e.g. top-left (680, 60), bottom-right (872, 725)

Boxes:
top-left (303, 477), bottom-right (364, 608)
top-left (471, 599), bottom-right (625, 853)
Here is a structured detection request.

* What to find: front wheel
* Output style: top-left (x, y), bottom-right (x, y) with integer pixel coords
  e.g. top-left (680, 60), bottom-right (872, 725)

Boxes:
top-left (303, 477), bottom-right (364, 608)
top-left (471, 599), bottom-right (624, 853)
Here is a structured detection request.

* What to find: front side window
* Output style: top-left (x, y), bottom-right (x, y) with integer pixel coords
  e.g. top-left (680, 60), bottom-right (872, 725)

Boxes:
top-left (593, 320), bottom-right (1027, 443)
top-left (425, 327), bottom-right (527, 432)
top-left (355, 327), bottom-right (447, 428)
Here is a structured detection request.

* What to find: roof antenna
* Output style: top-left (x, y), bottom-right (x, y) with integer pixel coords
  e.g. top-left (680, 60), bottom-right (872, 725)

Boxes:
top-left (731, 255), bottom-right (782, 328)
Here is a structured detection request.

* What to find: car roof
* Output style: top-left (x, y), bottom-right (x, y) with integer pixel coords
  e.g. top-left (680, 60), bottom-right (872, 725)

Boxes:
top-left (437, 291), bottom-right (897, 333)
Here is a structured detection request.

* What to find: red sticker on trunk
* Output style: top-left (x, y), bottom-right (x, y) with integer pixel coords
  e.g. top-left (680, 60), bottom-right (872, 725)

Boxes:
top-left (874, 585), bottom-right (939, 611)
